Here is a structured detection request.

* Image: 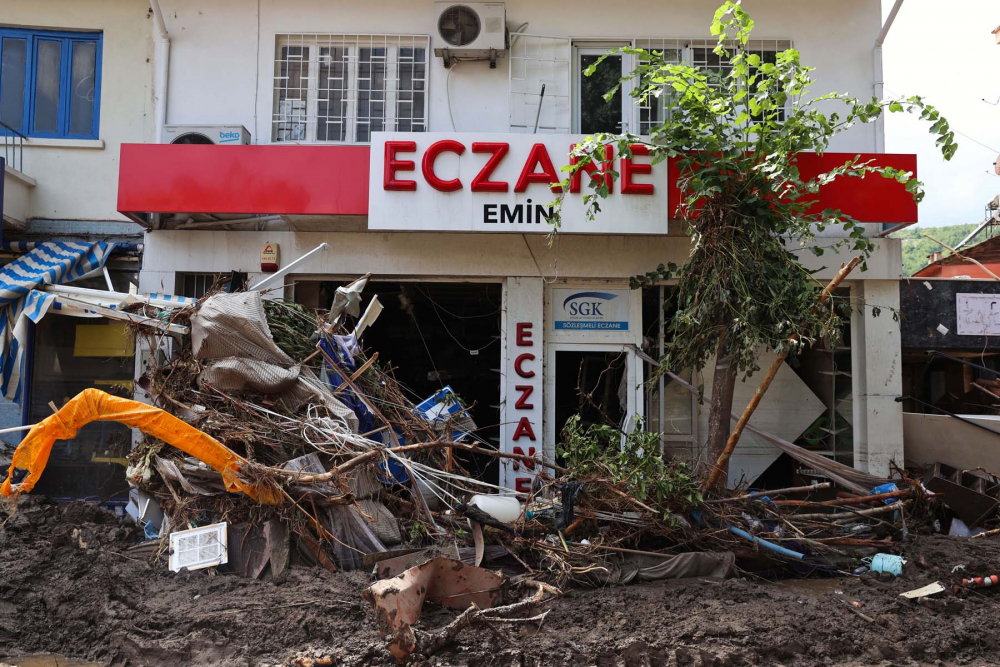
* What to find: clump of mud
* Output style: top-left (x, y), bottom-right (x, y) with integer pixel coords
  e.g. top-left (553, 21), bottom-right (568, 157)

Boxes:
top-left (5, 496), bottom-right (1000, 667)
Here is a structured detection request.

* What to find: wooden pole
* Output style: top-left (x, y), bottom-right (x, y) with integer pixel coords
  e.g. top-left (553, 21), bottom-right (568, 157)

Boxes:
top-left (705, 482), bottom-right (832, 504)
top-left (772, 488), bottom-right (913, 507)
top-left (786, 499), bottom-right (910, 521)
top-left (703, 257), bottom-right (862, 492)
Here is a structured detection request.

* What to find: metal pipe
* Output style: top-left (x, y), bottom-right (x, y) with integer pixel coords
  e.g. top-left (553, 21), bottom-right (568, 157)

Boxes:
top-left (872, 0), bottom-right (905, 154)
top-left (249, 243), bottom-right (330, 292)
top-left (149, 0), bottom-right (171, 144)
top-left (875, 0), bottom-right (906, 47)
top-left (532, 84), bottom-right (546, 134)
top-left (41, 284), bottom-right (194, 309)
top-left (658, 285), bottom-right (665, 455)
top-left (927, 350), bottom-right (1000, 378)
top-left (175, 215), bottom-right (282, 230)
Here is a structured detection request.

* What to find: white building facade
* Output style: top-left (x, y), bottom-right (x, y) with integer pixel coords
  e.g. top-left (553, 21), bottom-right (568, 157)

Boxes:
top-left (4, 0), bottom-right (913, 494)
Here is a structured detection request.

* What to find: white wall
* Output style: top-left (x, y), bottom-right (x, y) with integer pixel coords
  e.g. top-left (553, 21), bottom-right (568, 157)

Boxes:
top-left (159, 0), bottom-right (881, 152)
top-left (4, 0), bottom-right (154, 222)
top-left (138, 230), bottom-right (904, 287)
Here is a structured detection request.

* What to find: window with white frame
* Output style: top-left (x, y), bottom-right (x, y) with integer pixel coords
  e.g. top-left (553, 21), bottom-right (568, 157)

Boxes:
top-left (556, 38), bottom-right (792, 136)
top-left (573, 42), bottom-right (633, 134)
top-left (272, 34), bottom-right (429, 144)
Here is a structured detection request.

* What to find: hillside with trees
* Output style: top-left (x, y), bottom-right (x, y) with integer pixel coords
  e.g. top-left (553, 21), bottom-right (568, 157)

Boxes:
top-left (894, 223), bottom-right (981, 275)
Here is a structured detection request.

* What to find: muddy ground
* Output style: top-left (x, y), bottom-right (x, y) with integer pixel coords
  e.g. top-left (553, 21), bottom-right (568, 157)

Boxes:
top-left (3, 498), bottom-right (1000, 667)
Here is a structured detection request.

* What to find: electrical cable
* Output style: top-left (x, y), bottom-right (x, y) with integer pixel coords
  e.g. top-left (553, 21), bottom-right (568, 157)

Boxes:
top-left (405, 299), bottom-right (446, 390)
top-left (423, 294), bottom-right (500, 354)
top-left (414, 285), bottom-right (499, 319)
top-left (446, 61), bottom-right (460, 131)
top-left (523, 234), bottom-right (558, 284)
top-left (884, 86), bottom-right (1000, 153)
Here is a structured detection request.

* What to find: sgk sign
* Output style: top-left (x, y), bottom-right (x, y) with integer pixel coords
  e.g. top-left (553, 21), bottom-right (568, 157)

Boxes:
top-left (368, 132), bottom-right (669, 234)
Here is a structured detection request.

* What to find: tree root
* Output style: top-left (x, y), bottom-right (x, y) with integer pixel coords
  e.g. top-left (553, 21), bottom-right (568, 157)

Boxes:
top-left (412, 579), bottom-right (558, 660)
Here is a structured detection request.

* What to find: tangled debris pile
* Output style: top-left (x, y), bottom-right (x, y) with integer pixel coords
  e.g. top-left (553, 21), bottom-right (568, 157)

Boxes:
top-left (0, 271), bottom-right (986, 663)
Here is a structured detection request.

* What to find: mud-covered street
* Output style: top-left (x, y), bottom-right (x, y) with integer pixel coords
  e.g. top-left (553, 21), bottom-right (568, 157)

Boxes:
top-left (3, 499), bottom-right (1000, 667)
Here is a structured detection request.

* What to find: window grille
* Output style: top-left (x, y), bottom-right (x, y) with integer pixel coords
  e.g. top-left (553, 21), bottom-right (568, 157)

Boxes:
top-left (178, 272), bottom-right (223, 299)
top-left (523, 38), bottom-right (794, 136)
top-left (508, 34), bottom-right (571, 133)
top-left (632, 40), bottom-right (685, 135)
top-left (689, 39), bottom-right (792, 122)
top-left (272, 34), bottom-right (429, 143)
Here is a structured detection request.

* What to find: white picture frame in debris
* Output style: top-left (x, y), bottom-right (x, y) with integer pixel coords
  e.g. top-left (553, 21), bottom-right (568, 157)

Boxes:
top-left (169, 522), bottom-right (228, 573)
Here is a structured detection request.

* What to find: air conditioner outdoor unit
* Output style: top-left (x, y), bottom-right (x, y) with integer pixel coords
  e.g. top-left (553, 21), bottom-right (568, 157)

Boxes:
top-left (162, 124), bottom-right (251, 145)
top-left (434, 2), bottom-right (506, 67)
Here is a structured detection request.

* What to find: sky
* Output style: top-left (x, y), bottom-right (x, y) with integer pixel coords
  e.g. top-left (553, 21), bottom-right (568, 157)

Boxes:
top-left (881, 0), bottom-right (1000, 228)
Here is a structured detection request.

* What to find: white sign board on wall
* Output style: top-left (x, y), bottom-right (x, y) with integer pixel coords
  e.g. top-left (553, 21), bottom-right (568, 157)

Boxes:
top-left (957, 293), bottom-right (1000, 335)
top-left (551, 288), bottom-right (631, 331)
top-left (369, 132), bottom-right (669, 234)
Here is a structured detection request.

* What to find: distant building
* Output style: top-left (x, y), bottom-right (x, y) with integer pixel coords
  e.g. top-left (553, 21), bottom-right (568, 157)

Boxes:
top-left (913, 235), bottom-right (1000, 279)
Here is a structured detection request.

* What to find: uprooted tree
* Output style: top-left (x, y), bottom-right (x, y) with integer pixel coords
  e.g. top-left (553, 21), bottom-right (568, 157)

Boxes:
top-left (555, 1), bottom-right (957, 488)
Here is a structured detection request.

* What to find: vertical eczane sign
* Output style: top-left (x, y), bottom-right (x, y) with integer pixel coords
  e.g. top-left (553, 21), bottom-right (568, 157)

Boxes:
top-left (501, 277), bottom-right (544, 494)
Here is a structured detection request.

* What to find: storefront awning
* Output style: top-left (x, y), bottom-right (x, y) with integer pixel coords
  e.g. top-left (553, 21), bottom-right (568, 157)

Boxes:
top-left (116, 143), bottom-right (918, 228)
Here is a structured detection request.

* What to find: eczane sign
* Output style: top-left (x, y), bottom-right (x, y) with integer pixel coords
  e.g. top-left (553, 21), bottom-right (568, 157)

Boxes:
top-left (368, 132), bottom-right (669, 234)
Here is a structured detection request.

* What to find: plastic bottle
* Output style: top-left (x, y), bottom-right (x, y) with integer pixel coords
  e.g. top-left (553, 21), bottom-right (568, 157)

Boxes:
top-left (469, 495), bottom-right (521, 523)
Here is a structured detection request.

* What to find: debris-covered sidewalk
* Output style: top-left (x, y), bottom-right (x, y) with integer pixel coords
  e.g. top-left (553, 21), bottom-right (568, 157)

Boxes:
top-left (5, 270), bottom-right (1000, 666)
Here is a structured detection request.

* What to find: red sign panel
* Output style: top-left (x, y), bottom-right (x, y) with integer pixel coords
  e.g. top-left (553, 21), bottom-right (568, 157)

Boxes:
top-left (117, 144), bottom-right (370, 222)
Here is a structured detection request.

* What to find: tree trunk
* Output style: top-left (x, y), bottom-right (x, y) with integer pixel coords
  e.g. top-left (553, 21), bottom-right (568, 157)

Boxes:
top-left (704, 334), bottom-right (738, 490)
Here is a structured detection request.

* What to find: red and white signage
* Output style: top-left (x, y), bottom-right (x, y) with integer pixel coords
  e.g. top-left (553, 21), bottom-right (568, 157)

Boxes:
top-left (118, 143), bottom-right (917, 227)
top-left (501, 277), bottom-right (544, 494)
top-left (369, 132), bottom-right (669, 234)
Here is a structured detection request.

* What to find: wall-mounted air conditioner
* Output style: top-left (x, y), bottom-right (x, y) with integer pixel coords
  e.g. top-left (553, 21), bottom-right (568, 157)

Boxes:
top-left (434, 3), bottom-right (506, 67)
top-left (162, 124), bottom-right (251, 145)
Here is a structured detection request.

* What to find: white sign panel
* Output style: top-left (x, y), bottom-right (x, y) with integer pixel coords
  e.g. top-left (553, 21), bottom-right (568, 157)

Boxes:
top-left (369, 132), bottom-right (669, 234)
top-left (551, 288), bottom-right (631, 332)
top-left (957, 293), bottom-right (1000, 335)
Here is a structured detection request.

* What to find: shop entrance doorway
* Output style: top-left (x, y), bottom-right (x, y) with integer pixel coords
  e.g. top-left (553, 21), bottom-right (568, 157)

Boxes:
top-left (296, 280), bottom-right (502, 484)
top-left (545, 343), bottom-right (640, 452)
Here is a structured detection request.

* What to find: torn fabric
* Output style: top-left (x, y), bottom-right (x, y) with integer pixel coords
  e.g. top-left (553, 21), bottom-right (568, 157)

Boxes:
top-left (0, 241), bottom-right (117, 400)
top-left (190, 292), bottom-right (358, 430)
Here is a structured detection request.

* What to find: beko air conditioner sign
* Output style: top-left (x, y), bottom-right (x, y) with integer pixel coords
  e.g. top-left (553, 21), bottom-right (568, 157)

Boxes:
top-left (368, 132), bottom-right (669, 234)
top-left (553, 289), bottom-right (630, 331)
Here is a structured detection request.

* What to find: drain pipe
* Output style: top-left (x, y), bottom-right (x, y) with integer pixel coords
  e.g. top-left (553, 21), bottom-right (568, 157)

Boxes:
top-left (873, 0), bottom-right (905, 153)
top-left (149, 0), bottom-right (170, 144)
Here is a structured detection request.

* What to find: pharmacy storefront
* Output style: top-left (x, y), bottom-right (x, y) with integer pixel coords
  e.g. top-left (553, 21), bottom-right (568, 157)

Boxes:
top-left (119, 134), bottom-right (917, 488)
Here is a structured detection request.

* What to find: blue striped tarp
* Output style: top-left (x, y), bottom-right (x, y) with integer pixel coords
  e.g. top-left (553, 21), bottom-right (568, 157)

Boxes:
top-left (0, 241), bottom-right (117, 400)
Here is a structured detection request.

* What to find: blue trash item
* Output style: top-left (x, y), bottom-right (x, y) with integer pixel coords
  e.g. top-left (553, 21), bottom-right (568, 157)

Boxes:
top-left (373, 429), bottom-right (411, 485)
top-left (871, 482), bottom-right (899, 504)
top-left (320, 336), bottom-right (375, 433)
top-left (143, 520), bottom-right (160, 540)
top-left (375, 456), bottom-right (411, 485)
top-left (415, 385), bottom-right (475, 442)
top-left (867, 553), bottom-right (905, 576)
